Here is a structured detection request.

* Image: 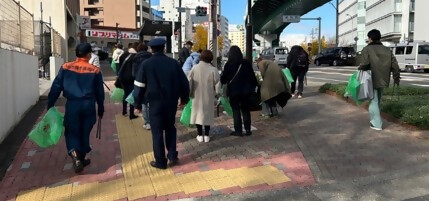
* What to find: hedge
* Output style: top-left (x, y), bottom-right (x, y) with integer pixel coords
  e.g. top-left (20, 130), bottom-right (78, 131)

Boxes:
top-left (320, 83), bottom-right (429, 129)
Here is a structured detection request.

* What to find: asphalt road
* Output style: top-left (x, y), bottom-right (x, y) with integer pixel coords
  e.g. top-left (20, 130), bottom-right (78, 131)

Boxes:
top-left (307, 65), bottom-right (429, 88)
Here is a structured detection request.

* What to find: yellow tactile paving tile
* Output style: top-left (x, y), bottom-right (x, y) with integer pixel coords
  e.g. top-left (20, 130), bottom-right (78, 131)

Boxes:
top-left (125, 176), bottom-right (156, 200)
top-left (43, 184), bottom-right (73, 201)
top-left (252, 165), bottom-right (291, 185)
top-left (97, 179), bottom-right (127, 201)
top-left (70, 182), bottom-right (99, 201)
top-left (150, 174), bottom-right (184, 196)
top-left (16, 187), bottom-right (46, 201)
top-left (177, 172), bottom-right (212, 194)
top-left (227, 167), bottom-right (266, 188)
top-left (200, 168), bottom-right (228, 181)
top-left (206, 176), bottom-right (238, 191)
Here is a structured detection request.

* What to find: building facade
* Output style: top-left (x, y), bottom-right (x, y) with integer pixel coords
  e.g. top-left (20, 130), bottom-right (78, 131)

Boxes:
top-left (159, 0), bottom-right (218, 51)
top-left (338, 0), bottom-right (427, 50)
top-left (229, 24), bottom-right (245, 53)
top-left (19, 0), bottom-right (81, 62)
top-left (79, 0), bottom-right (150, 29)
top-left (151, 8), bottom-right (164, 21)
top-left (220, 15), bottom-right (230, 56)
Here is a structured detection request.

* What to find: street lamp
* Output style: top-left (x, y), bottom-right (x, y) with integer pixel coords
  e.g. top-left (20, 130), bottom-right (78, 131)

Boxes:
top-left (328, 0), bottom-right (339, 47)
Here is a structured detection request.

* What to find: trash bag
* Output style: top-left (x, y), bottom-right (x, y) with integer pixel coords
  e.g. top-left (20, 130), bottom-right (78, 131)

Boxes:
top-left (344, 71), bottom-right (362, 104)
top-left (125, 90), bottom-right (134, 105)
top-left (28, 107), bottom-right (64, 148)
top-left (180, 98), bottom-right (192, 127)
top-left (357, 70), bottom-right (374, 101)
top-left (282, 68), bottom-right (294, 83)
top-left (220, 96), bottom-right (233, 117)
top-left (110, 61), bottom-right (117, 73)
top-left (110, 87), bottom-right (124, 103)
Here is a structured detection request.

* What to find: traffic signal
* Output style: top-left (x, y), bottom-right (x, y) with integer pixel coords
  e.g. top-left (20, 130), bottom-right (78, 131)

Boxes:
top-left (195, 6), bottom-right (208, 16)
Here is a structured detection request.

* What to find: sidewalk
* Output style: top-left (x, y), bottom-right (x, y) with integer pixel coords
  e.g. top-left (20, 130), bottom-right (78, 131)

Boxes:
top-left (1, 65), bottom-right (429, 200)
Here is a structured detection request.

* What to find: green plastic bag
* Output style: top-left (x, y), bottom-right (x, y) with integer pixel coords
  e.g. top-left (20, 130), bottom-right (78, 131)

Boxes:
top-left (345, 71), bottom-right (362, 104)
top-left (180, 98), bottom-right (192, 127)
top-left (110, 87), bottom-right (124, 103)
top-left (282, 68), bottom-right (294, 83)
top-left (220, 96), bottom-right (233, 117)
top-left (28, 107), bottom-right (64, 148)
top-left (126, 90), bottom-right (134, 105)
top-left (111, 61), bottom-right (117, 73)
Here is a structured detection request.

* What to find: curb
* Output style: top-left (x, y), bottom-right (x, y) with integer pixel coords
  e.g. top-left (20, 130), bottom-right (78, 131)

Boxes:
top-left (323, 90), bottom-right (423, 131)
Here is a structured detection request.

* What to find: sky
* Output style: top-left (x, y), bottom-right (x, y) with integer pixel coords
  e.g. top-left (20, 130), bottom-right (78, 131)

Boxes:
top-left (151, 0), bottom-right (337, 46)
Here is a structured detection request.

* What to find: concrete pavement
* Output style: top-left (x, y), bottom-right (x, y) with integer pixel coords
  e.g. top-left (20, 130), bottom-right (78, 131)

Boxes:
top-left (1, 62), bottom-right (429, 200)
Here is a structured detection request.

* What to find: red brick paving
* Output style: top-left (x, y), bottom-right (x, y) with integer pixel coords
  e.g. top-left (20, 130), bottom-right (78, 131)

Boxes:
top-left (0, 80), bottom-right (316, 200)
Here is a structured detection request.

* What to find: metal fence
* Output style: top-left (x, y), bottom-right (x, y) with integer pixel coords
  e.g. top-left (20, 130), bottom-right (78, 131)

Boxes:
top-left (0, 0), bottom-right (35, 53)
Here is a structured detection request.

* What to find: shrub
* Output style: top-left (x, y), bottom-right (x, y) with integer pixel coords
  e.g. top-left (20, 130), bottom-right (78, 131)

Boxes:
top-left (320, 83), bottom-right (429, 129)
top-left (401, 105), bottom-right (429, 129)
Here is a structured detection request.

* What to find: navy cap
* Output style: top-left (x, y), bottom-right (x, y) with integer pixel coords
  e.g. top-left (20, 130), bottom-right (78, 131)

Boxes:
top-left (148, 38), bottom-right (166, 46)
top-left (75, 43), bottom-right (92, 57)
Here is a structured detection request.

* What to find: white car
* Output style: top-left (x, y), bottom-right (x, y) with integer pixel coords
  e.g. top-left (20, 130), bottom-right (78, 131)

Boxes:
top-left (260, 47), bottom-right (289, 67)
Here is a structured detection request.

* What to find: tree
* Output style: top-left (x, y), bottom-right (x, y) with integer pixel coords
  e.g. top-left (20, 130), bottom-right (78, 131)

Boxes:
top-left (192, 25), bottom-right (208, 51)
top-left (217, 35), bottom-right (223, 52)
top-left (309, 36), bottom-right (329, 55)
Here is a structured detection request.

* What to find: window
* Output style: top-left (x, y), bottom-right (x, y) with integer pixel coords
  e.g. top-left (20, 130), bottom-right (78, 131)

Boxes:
top-left (406, 46), bottom-right (413, 54)
top-left (395, 47), bottom-right (405, 55)
top-left (418, 45), bottom-right (429, 54)
top-left (394, 15), bottom-right (402, 32)
top-left (275, 48), bottom-right (286, 54)
top-left (395, 0), bottom-right (402, 12)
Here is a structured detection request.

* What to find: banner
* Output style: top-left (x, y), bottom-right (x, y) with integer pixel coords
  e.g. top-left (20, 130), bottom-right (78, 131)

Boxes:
top-left (85, 29), bottom-right (139, 40)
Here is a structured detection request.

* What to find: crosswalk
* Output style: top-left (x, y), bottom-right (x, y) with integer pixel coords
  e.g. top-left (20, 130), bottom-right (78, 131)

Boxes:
top-left (307, 66), bottom-right (429, 87)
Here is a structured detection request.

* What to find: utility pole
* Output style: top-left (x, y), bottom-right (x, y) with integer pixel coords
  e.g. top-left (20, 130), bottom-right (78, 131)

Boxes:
top-left (210, 0), bottom-right (218, 68)
top-left (245, 0), bottom-right (252, 62)
top-left (116, 23), bottom-right (119, 44)
top-left (336, 0), bottom-right (339, 46)
top-left (318, 17), bottom-right (322, 54)
top-left (40, 1), bottom-right (45, 78)
top-left (178, 0), bottom-right (182, 52)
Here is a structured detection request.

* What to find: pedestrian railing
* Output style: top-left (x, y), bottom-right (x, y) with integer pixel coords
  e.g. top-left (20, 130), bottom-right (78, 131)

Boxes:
top-left (0, 0), bottom-right (35, 54)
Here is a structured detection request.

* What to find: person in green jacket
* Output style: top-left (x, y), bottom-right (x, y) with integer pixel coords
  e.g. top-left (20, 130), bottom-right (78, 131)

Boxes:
top-left (358, 29), bottom-right (401, 131)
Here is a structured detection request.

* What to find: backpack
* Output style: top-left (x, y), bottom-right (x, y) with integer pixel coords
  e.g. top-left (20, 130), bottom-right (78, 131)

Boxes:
top-left (297, 51), bottom-right (308, 67)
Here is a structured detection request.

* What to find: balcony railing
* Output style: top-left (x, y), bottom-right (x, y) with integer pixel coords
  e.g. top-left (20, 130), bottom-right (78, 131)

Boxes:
top-left (409, 22), bottom-right (414, 32)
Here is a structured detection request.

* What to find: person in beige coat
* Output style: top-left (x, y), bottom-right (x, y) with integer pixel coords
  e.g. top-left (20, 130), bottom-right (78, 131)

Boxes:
top-left (188, 50), bottom-right (221, 143)
top-left (257, 60), bottom-right (291, 117)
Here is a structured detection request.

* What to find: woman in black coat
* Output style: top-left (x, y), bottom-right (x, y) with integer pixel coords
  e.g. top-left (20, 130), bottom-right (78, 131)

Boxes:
top-left (286, 45), bottom-right (309, 99)
top-left (118, 42), bottom-right (139, 119)
top-left (221, 46), bottom-right (258, 136)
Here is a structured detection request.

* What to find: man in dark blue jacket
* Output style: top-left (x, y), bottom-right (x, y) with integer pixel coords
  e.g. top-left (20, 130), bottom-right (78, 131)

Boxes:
top-left (48, 43), bottom-right (105, 173)
top-left (134, 38), bottom-right (189, 169)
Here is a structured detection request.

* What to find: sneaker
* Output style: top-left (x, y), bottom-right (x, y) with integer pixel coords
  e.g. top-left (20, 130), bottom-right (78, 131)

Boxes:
top-left (204, 136), bottom-right (210, 142)
top-left (370, 124), bottom-right (382, 131)
top-left (298, 95), bottom-right (303, 99)
top-left (196, 135), bottom-right (204, 142)
top-left (291, 94), bottom-right (295, 98)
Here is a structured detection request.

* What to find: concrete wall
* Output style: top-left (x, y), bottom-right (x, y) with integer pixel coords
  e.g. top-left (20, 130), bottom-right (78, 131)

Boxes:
top-left (0, 49), bottom-right (39, 143)
top-left (414, 0), bottom-right (429, 41)
top-left (50, 56), bottom-right (64, 79)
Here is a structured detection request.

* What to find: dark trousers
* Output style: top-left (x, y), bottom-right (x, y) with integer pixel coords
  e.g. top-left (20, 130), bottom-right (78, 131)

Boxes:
top-left (64, 99), bottom-right (96, 155)
top-left (291, 68), bottom-right (306, 94)
top-left (230, 95), bottom-right (252, 133)
top-left (196, 125), bottom-right (210, 136)
top-left (149, 100), bottom-right (178, 166)
top-left (122, 84), bottom-right (135, 116)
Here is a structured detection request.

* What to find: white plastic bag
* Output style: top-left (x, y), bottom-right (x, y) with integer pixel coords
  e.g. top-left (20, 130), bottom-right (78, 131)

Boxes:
top-left (357, 70), bottom-right (374, 101)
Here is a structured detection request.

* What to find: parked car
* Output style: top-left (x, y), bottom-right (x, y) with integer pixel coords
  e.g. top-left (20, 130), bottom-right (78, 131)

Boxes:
top-left (389, 42), bottom-right (429, 73)
top-left (314, 47), bottom-right (356, 66)
top-left (260, 47), bottom-right (289, 67)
